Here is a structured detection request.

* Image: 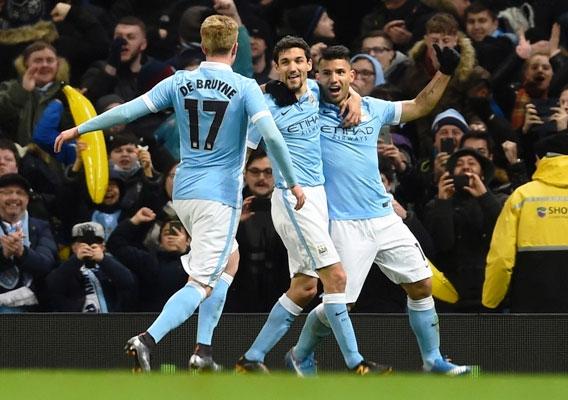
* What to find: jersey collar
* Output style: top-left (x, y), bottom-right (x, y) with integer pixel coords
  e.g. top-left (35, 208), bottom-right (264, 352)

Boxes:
top-left (200, 61), bottom-right (233, 71)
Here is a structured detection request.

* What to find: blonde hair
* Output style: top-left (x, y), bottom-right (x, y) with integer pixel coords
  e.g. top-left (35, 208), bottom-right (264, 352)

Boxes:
top-left (200, 15), bottom-right (238, 56)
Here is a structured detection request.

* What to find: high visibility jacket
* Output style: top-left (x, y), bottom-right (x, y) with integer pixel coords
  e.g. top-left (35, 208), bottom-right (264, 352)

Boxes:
top-left (482, 155), bottom-right (568, 311)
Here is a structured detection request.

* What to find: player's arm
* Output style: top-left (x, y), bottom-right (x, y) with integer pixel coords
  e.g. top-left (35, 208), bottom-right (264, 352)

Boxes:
top-left (54, 96), bottom-right (152, 153)
top-left (399, 45), bottom-right (460, 123)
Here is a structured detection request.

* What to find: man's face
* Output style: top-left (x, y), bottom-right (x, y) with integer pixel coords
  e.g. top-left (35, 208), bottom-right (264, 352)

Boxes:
top-left (351, 58), bottom-right (376, 96)
top-left (425, 31), bottom-right (458, 68)
top-left (245, 157), bottom-right (274, 198)
top-left (434, 125), bottom-right (465, 152)
top-left (165, 164), bottom-right (177, 199)
top-left (317, 58), bottom-right (354, 104)
top-left (560, 89), bottom-right (568, 112)
top-left (159, 221), bottom-right (189, 253)
top-left (275, 47), bottom-right (312, 94)
top-left (110, 144), bottom-right (138, 170)
top-left (114, 23), bottom-right (147, 63)
top-left (462, 137), bottom-right (491, 160)
top-left (313, 11), bottom-right (335, 39)
top-left (26, 48), bottom-right (58, 87)
top-left (0, 185), bottom-right (29, 221)
top-left (250, 36), bottom-right (267, 59)
top-left (453, 155), bottom-right (483, 178)
top-left (103, 181), bottom-right (120, 205)
top-left (524, 54), bottom-right (553, 92)
top-left (361, 36), bottom-right (394, 71)
top-left (466, 11), bottom-right (498, 42)
top-left (0, 149), bottom-right (18, 176)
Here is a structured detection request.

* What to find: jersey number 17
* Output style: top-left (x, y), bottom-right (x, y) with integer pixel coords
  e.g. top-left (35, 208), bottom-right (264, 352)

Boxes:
top-left (185, 99), bottom-right (229, 150)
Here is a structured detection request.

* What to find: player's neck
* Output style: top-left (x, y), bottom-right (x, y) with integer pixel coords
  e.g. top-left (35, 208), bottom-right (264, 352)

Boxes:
top-left (206, 54), bottom-right (234, 66)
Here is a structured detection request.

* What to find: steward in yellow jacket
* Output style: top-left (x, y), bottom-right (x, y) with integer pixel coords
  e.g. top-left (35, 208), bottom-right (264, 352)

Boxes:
top-left (482, 134), bottom-right (568, 311)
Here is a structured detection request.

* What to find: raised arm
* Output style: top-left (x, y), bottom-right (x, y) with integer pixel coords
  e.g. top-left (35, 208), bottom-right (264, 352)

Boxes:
top-left (400, 45), bottom-right (460, 123)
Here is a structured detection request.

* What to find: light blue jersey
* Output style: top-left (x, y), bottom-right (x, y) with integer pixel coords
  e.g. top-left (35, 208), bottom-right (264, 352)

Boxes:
top-left (320, 97), bottom-right (402, 220)
top-left (142, 62), bottom-right (276, 208)
top-left (247, 79), bottom-right (324, 189)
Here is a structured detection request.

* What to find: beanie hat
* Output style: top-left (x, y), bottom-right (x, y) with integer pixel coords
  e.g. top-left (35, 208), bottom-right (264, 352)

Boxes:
top-left (534, 133), bottom-right (568, 158)
top-left (284, 4), bottom-right (325, 43)
top-left (431, 108), bottom-right (469, 135)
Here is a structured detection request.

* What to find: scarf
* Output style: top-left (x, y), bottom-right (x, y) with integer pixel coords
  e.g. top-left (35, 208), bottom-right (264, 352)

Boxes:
top-left (0, 211), bottom-right (31, 290)
top-left (79, 264), bottom-right (109, 313)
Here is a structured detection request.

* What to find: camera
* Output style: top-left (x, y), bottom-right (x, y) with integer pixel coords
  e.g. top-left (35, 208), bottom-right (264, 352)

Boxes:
top-left (440, 138), bottom-right (455, 154)
top-left (168, 220), bottom-right (183, 235)
top-left (452, 174), bottom-right (470, 191)
top-left (250, 197), bottom-right (271, 212)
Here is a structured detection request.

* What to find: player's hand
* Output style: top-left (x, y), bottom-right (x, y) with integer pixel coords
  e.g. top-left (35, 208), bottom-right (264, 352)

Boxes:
top-left (54, 127), bottom-right (80, 153)
top-left (340, 89), bottom-right (361, 127)
top-left (130, 207), bottom-right (156, 225)
top-left (433, 44), bottom-right (460, 76)
top-left (240, 195), bottom-right (256, 222)
top-left (290, 185), bottom-right (306, 210)
top-left (265, 80), bottom-right (298, 107)
top-left (392, 198), bottom-right (408, 220)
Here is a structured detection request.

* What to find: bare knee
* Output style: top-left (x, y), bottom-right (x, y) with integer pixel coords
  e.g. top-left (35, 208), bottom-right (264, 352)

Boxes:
top-left (319, 263), bottom-right (347, 293)
top-left (223, 249), bottom-right (239, 277)
top-left (287, 275), bottom-right (318, 307)
top-left (402, 277), bottom-right (432, 300)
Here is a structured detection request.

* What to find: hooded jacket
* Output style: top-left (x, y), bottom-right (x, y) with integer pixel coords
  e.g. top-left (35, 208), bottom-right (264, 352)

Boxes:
top-left (483, 155), bottom-right (568, 312)
top-left (350, 54), bottom-right (385, 88)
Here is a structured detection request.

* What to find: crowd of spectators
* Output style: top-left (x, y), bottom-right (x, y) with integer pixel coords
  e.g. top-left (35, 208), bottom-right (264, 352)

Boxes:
top-left (0, 0), bottom-right (567, 313)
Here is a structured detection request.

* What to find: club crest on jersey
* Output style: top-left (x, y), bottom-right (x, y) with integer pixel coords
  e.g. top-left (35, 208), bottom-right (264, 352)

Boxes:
top-left (317, 245), bottom-right (328, 255)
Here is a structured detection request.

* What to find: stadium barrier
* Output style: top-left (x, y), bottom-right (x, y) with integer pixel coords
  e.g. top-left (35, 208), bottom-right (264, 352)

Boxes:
top-left (2, 313), bottom-right (567, 372)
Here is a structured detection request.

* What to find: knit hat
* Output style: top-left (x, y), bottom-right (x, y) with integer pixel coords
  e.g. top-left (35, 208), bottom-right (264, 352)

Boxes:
top-left (350, 54), bottom-right (385, 87)
top-left (431, 108), bottom-right (469, 135)
top-left (178, 6), bottom-right (214, 44)
top-left (5, 0), bottom-right (44, 27)
top-left (246, 16), bottom-right (273, 48)
top-left (283, 4), bottom-right (325, 43)
top-left (0, 173), bottom-right (31, 194)
top-left (95, 94), bottom-right (125, 114)
top-left (446, 148), bottom-right (495, 183)
top-left (71, 222), bottom-right (105, 244)
top-left (534, 133), bottom-right (568, 158)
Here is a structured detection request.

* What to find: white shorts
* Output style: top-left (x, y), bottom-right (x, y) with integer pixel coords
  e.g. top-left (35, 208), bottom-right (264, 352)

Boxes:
top-left (330, 213), bottom-right (432, 303)
top-left (173, 199), bottom-right (239, 287)
top-left (271, 186), bottom-right (340, 278)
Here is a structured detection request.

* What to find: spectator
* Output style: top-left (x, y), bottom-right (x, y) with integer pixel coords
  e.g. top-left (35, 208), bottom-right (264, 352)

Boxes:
top-left (281, 4), bottom-right (335, 45)
top-left (350, 54), bottom-right (385, 97)
top-left (80, 16), bottom-right (175, 103)
top-left (107, 207), bottom-right (189, 312)
top-left (483, 133), bottom-right (568, 312)
top-left (226, 149), bottom-right (290, 312)
top-left (0, 41), bottom-right (73, 146)
top-left (246, 16), bottom-right (274, 84)
top-left (45, 221), bottom-right (136, 312)
top-left (359, 30), bottom-right (409, 85)
top-left (424, 148), bottom-right (505, 311)
top-left (0, 173), bottom-right (57, 313)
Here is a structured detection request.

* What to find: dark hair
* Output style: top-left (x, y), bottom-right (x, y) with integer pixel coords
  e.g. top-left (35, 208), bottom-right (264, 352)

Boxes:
top-left (460, 131), bottom-right (494, 155)
top-left (245, 148), bottom-right (268, 169)
top-left (360, 30), bottom-right (393, 49)
top-left (320, 45), bottom-right (351, 63)
top-left (426, 13), bottom-right (459, 36)
top-left (378, 156), bottom-right (395, 184)
top-left (370, 83), bottom-right (404, 101)
top-left (117, 16), bottom-right (147, 36)
top-left (0, 139), bottom-right (21, 171)
top-left (22, 41), bottom-right (57, 63)
top-left (273, 35), bottom-right (310, 63)
top-left (464, 2), bottom-right (496, 20)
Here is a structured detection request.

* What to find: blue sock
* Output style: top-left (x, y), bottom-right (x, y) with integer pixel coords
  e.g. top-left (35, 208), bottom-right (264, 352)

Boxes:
top-left (294, 303), bottom-right (332, 360)
top-left (244, 294), bottom-right (302, 362)
top-left (196, 273), bottom-right (232, 345)
top-left (147, 282), bottom-right (205, 343)
top-left (407, 296), bottom-right (443, 368)
top-left (323, 293), bottom-right (363, 369)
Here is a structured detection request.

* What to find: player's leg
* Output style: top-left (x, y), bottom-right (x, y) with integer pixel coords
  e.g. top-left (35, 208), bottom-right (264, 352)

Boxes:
top-left (236, 273), bottom-right (318, 372)
top-left (376, 215), bottom-right (471, 375)
top-left (126, 199), bottom-right (238, 372)
top-left (191, 248), bottom-right (239, 371)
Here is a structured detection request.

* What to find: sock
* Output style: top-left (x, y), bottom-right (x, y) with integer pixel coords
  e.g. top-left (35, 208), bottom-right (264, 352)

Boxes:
top-left (407, 296), bottom-right (443, 369)
top-left (294, 303), bottom-right (332, 361)
top-left (323, 293), bottom-right (364, 369)
top-left (196, 273), bottom-right (233, 346)
top-left (147, 282), bottom-right (206, 343)
top-left (244, 294), bottom-right (302, 362)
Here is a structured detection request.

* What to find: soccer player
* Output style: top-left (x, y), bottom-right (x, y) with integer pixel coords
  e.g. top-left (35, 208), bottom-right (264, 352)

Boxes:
top-left (284, 45), bottom-right (472, 376)
top-left (54, 15), bottom-right (305, 372)
top-left (236, 36), bottom-right (384, 375)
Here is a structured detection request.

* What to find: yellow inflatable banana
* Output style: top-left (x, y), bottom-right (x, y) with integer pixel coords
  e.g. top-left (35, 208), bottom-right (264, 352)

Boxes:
top-left (63, 85), bottom-right (108, 204)
top-left (429, 260), bottom-right (459, 304)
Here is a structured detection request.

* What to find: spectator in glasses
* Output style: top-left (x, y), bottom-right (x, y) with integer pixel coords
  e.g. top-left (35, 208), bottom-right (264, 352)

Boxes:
top-left (360, 30), bottom-right (409, 85)
top-left (350, 54), bottom-right (385, 96)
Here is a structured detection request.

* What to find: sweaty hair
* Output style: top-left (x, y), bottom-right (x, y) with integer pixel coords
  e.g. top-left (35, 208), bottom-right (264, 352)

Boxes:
top-left (426, 13), bottom-right (459, 36)
top-left (200, 15), bottom-right (239, 56)
top-left (117, 16), bottom-right (147, 36)
top-left (22, 41), bottom-right (57, 64)
top-left (464, 2), bottom-right (496, 20)
top-left (273, 35), bottom-right (310, 63)
top-left (319, 45), bottom-right (351, 63)
top-left (245, 148), bottom-right (268, 169)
